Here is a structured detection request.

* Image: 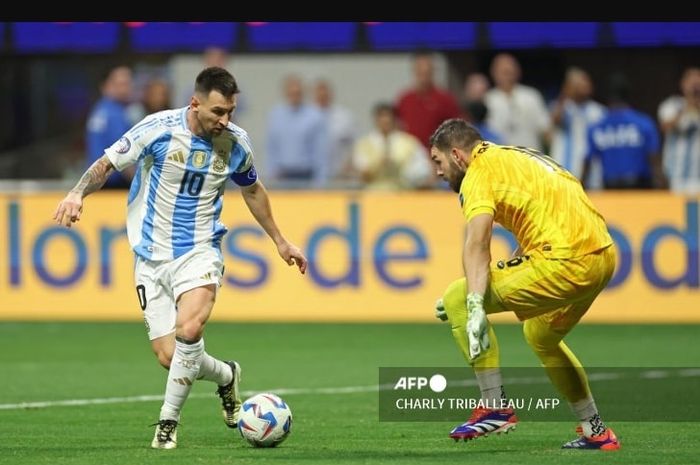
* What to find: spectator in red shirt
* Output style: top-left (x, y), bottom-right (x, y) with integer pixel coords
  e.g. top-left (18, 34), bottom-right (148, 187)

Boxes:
top-left (396, 53), bottom-right (463, 148)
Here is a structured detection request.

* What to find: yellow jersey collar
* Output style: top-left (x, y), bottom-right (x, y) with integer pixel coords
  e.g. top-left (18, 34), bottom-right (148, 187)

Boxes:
top-left (470, 141), bottom-right (489, 160)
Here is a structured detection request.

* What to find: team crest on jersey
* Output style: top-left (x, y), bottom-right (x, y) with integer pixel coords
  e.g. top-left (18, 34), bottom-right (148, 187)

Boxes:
top-left (192, 151), bottom-right (208, 168)
top-left (213, 156), bottom-right (226, 173)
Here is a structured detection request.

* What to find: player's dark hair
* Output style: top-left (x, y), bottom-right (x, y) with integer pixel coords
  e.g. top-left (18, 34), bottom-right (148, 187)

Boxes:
top-left (429, 118), bottom-right (482, 152)
top-left (195, 66), bottom-right (239, 97)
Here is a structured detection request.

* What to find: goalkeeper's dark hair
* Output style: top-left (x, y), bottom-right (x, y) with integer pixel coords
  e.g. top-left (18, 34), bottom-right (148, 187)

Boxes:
top-left (429, 118), bottom-right (482, 152)
top-left (195, 66), bottom-right (239, 97)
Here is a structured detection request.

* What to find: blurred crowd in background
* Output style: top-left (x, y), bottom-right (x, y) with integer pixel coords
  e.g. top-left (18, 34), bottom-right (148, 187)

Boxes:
top-left (1, 41), bottom-right (698, 194)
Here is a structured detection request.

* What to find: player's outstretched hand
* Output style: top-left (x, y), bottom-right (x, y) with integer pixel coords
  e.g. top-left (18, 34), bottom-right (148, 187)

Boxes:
top-left (277, 240), bottom-right (308, 275)
top-left (466, 292), bottom-right (490, 360)
top-left (53, 192), bottom-right (83, 228)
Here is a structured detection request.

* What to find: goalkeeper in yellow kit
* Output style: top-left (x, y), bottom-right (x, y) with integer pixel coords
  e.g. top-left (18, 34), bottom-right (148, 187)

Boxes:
top-left (429, 119), bottom-right (619, 450)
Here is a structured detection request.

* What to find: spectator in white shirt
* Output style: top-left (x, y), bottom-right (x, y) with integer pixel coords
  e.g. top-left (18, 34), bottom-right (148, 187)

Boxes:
top-left (353, 103), bottom-right (433, 190)
top-left (313, 79), bottom-right (357, 186)
top-left (484, 53), bottom-right (551, 151)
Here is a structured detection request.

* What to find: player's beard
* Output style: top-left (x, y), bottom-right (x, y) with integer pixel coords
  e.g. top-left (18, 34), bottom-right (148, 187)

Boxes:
top-left (196, 113), bottom-right (220, 138)
top-left (447, 159), bottom-right (466, 193)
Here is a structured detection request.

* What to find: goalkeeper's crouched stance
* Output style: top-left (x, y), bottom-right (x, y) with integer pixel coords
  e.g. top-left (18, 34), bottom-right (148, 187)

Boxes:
top-left (435, 245), bottom-right (620, 450)
top-left (428, 118), bottom-right (621, 451)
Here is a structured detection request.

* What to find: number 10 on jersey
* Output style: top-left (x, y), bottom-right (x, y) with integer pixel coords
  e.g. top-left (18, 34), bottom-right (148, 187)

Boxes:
top-left (180, 170), bottom-right (205, 196)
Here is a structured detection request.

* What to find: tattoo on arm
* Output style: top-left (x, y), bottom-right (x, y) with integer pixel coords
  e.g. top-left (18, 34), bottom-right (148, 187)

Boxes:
top-left (70, 155), bottom-right (116, 197)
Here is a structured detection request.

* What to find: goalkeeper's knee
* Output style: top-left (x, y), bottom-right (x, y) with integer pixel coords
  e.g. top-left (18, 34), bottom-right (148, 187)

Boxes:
top-left (442, 277), bottom-right (468, 324)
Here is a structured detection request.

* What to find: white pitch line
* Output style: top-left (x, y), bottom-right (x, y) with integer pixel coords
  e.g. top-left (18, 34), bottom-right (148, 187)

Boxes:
top-left (0, 369), bottom-right (696, 411)
top-left (0, 385), bottom-right (383, 411)
top-left (0, 394), bottom-right (166, 410)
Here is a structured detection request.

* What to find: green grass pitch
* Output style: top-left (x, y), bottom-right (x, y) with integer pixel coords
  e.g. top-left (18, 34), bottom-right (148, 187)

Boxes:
top-left (0, 322), bottom-right (698, 465)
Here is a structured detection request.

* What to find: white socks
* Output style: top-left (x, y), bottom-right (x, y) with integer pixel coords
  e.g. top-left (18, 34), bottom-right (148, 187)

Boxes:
top-left (570, 396), bottom-right (607, 436)
top-left (475, 368), bottom-right (506, 407)
top-left (159, 338), bottom-right (204, 421)
top-left (198, 352), bottom-right (233, 386)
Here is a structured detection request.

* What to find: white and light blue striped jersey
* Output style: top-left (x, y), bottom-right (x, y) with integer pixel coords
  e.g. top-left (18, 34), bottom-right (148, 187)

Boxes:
top-left (658, 96), bottom-right (700, 193)
top-left (550, 99), bottom-right (606, 188)
top-left (104, 107), bottom-right (258, 261)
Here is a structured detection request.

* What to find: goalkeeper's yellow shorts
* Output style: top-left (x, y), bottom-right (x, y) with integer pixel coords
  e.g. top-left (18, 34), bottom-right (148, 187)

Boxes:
top-left (448, 244), bottom-right (616, 325)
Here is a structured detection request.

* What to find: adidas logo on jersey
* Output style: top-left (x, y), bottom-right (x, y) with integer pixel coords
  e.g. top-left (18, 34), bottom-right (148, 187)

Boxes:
top-left (167, 151), bottom-right (186, 163)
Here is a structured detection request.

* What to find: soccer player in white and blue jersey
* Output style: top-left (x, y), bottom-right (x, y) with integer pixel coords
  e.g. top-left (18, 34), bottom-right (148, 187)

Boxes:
top-left (54, 67), bottom-right (308, 449)
top-left (549, 67), bottom-right (606, 189)
top-left (658, 67), bottom-right (700, 193)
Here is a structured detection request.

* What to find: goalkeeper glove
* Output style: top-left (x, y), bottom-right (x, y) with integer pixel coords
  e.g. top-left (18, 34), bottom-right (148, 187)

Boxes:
top-left (435, 298), bottom-right (448, 321)
top-left (466, 292), bottom-right (490, 360)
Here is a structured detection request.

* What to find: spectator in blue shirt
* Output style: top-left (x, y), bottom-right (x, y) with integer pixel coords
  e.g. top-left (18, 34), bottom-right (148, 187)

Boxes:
top-left (85, 65), bottom-right (135, 188)
top-left (582, 74), bottom-right (667, 189)
top-left (266, 75), bottom-right (329, 188)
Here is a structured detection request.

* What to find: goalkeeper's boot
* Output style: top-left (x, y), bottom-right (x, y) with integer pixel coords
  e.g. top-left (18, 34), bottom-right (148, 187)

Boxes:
top-left (449, 407), bottom-right (518, 441)
top-left (216, 361), bottom-right (242, 428)
top-left (562, 426), bottom-right (620, 450)
top-left (151, 419), bottom-right (178, 449)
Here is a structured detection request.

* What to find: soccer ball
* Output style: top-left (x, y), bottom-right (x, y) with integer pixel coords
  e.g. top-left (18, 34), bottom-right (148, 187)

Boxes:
top-left (238, 393), bottom-right (292, 447)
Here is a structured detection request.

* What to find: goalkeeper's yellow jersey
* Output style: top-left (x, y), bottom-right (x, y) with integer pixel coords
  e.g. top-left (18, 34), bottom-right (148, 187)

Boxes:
top-left (459, 141), bottom-right (613, 259)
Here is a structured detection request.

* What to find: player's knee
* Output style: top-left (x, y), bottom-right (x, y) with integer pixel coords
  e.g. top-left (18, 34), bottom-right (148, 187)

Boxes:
top-left (442, 277), bottom-right (468, 322)
top-left (178, 320), bottom-right (205, 341)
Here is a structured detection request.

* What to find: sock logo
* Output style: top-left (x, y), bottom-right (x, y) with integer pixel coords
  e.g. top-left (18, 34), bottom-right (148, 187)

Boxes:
top-left (172, 377), bottom-right (193, 386)
top-left (178, 358), bottom-right (197, 369)
top-left (589, 413), bottom-right (606, 436)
